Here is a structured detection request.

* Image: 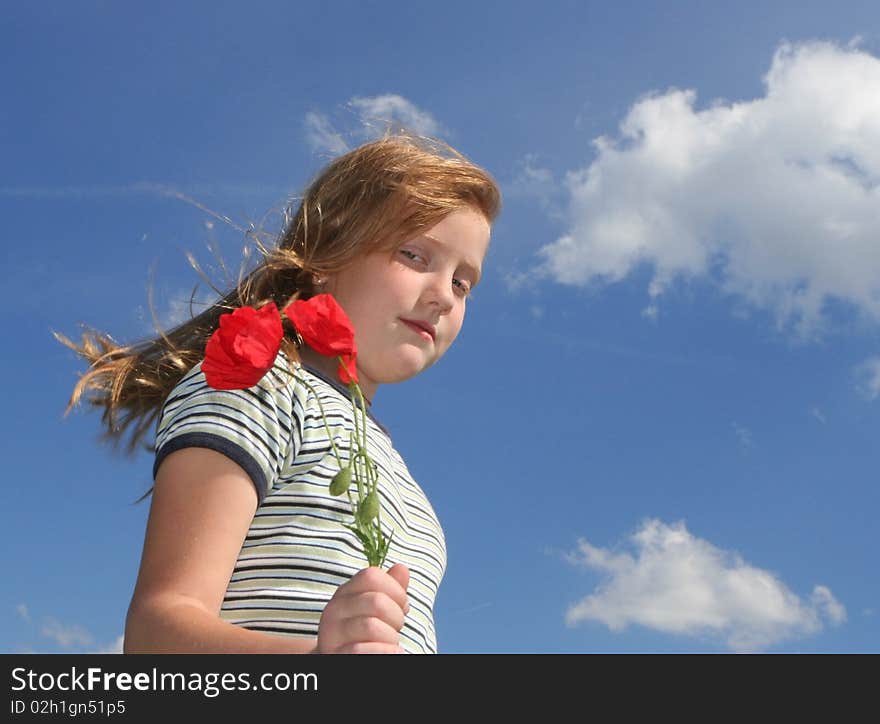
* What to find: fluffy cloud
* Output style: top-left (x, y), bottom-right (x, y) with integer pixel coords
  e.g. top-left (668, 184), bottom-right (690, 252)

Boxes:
top-left (348, 94), bottom-right (443, 137)
top-left (732, 422), bottom-right (753, 448)
top-left (40, 618), bottom-right (95, 650)
top-left (537, 41), bottom-right (880, 337)
top-left (506, 154), bottom-right (566, 220)
top-left (92, 635), bottom-right (125, 654)
top-left (854, 356), bottom-right (880, 399)
top-left (304, 111), bottom-right (349, 155)
top-left (305, 95), bottom-right (443, 154)
top-left (136, 283), bottom-right (220, 335)
top-left (564, 519), bottom-right (845, 651)
top-left (22, 608), bottom-right (122, 653)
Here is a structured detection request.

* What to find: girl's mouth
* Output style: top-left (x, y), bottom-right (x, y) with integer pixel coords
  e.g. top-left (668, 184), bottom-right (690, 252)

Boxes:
top-left (401, 319), bottom-right (434, 342)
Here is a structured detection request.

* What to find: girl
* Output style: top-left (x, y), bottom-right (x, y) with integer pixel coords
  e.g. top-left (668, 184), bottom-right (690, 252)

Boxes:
top-left (57, 134), bottom-right (501, 654)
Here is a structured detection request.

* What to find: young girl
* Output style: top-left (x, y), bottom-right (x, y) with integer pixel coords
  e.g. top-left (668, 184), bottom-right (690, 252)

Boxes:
top-left (57, 134), bottom-right (501, 654)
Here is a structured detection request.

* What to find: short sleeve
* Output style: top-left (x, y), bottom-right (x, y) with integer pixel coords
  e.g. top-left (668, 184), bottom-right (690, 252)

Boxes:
top-left (152, 357), bottom-right (302, 503)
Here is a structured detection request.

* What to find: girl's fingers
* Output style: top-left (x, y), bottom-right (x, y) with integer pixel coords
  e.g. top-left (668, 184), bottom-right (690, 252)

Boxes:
top-left (338, 567), bottom-right (409, 616)
top-left (338, 591), bottom-right (406, 631)
top-left (386, 563), bottom-right (409, 598)
top-left (317, 566), bottom-right (412, 654)
top-left (339, 614), bottom-right (400, 646)
top-left (319, 613), bottom-right (402, 653)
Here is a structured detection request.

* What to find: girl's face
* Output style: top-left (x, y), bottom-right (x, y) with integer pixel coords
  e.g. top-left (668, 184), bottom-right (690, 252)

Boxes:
top-left (319, 207), bottom-right (491, 401)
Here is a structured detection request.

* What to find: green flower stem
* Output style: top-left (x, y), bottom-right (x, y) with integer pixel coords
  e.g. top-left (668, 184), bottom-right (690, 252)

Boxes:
top-left (354, 383), bottom-right (368, 448)
top-left (271, 358), bottom-right (390, 567)
top-left (339, 356), bottom-right (389, 567)
top-left (349, 378), bottom-right (378, 506)
top-left (272, 363), bottom-right (344, 468)
top-left (345, 431), bottom-right (357, 509)
top-left (354, 449), bottom-right (366, 501)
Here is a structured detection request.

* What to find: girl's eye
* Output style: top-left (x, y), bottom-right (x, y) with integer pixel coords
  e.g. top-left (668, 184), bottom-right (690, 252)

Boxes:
top-left (400, 248), bottom-right (471, 298)
top-left (398, 248), bottom-right (425, 264)
top-left (453, 277), bottom-right (472, 297)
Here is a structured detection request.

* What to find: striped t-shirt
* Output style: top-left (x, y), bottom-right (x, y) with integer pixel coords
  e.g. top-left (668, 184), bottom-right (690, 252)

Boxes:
top-left (152, 351), bottom-right (447, 654)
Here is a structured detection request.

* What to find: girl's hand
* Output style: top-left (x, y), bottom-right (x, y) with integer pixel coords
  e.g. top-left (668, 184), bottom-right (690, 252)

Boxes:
top-left (316, 563), bottom-right (410, 654)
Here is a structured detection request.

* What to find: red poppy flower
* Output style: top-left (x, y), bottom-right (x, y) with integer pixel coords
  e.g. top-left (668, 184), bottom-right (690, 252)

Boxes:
top-left (202, 303), bottom-right (283, 390)
top-left (337, 352), bottom-right (359, 385)
top-left (201, 296), bottom-right (380, 565)
top-left (283, 294), bottom-right (359, 384)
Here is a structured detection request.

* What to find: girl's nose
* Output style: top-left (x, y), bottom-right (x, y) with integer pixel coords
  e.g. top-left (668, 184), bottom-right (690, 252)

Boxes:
top-left (423, 273), bottom-right (455, 313)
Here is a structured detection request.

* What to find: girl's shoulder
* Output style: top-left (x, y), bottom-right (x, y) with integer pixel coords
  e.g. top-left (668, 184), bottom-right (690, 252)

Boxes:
top-left (173, 346), bottom-right (391, 439)
top-left (155, 350), bottom-right (305, 441)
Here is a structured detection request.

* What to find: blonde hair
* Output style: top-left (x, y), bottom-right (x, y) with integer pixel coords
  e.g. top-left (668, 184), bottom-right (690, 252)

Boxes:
top-left (55, 133), bottom-right (501, 456)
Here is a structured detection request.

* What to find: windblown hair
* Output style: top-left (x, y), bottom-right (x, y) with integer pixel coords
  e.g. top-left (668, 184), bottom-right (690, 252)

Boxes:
top-left (55, 133), bottom-right (501, 456)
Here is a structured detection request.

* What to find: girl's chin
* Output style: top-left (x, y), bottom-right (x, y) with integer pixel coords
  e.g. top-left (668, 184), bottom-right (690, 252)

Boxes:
top-left (370, 354), bottom-right (434, 384)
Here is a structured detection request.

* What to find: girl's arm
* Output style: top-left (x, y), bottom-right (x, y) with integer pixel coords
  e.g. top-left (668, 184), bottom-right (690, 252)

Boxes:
top-left (124, 447), bottom-right (409, 654)
top-left (124, 447), bottom-right (316, 653)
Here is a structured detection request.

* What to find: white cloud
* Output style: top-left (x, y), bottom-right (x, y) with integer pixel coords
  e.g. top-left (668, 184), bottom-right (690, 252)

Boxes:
top-left (348, 94), bottom-right (443, 137)
top-left (564, 519), bottom-right (845, 651)
top-left (811, 585), bottom-right (847, 625)
top-left (305, 95), bottom-right (444, 155)
top-left (304, 111), bottom-right (350, 155)
top-left (40, 618), bottom-right (95, 650)
top-left (854, 356), bottom-right (880, 399)
top-left (451, 602), bottom-right (494, 616)
top-left (503, 269), bottom-right (536, 293)
top-left (16, 603), bottom-right (30, 623)
top-left (154, 283), bottom-right (219, 332)
top-left (810, 406), bottom-right (827, 423)
top-left (160, 296), bottom-right (198, 329)
top-left (507, 154), bottom-right (565, 220)
top-left (135, 283), bottom-right (222, 335)
top-left (847, 35), bottom-right (865, 50)
top-left (32, 614), bottom-right (121, 653)
top-left (537, 41), bottom-right (880, 338)
top-left (91, 635), bottom-right (125, 654)
top-left (732, 422), bottom-right (753, 448)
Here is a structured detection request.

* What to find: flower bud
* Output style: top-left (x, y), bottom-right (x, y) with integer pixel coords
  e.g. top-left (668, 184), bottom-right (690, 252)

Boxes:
top-left (359, 491), bottom-right (379, 522)
top-left (329, 466), bottom-right (351, 496)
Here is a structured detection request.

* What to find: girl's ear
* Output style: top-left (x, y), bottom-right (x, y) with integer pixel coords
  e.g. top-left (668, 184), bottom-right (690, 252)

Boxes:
top-left (316, 272), bottom-right (338, 295)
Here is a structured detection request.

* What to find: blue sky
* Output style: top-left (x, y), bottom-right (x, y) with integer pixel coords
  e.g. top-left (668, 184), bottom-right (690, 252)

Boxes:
top-left (2, 1), bottom-right (878, 653)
